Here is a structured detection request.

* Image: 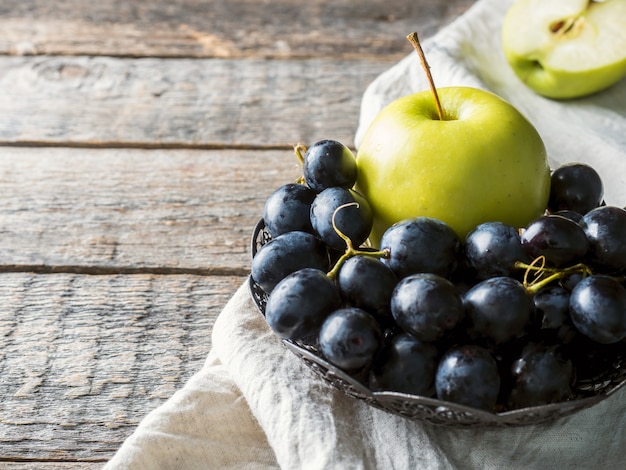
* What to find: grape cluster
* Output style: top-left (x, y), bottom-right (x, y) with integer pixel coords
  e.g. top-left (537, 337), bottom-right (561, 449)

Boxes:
top-left (251, 142), bottom-right (626, 413)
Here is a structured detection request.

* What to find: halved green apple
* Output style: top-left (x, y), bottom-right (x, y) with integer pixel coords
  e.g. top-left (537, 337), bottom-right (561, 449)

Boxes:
top-left (502, 0), bottom-right (626, 99)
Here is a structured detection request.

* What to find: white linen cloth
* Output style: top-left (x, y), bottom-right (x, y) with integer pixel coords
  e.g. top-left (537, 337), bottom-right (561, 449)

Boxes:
top-left (105, 0), bottom-right (626, 468)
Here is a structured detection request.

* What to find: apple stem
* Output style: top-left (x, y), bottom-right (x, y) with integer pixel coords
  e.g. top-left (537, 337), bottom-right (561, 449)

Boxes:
top-left (406, 32), bottom-right (445, 121)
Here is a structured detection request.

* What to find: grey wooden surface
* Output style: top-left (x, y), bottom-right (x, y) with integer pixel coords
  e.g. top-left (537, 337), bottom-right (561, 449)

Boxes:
top-left (0, 0), bottom-right (474, 466)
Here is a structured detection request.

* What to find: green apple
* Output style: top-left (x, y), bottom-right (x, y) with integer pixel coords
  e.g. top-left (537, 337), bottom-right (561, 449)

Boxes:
top-left (502, 0), bottom-right (626, 99)
top-left (355, 86), bottom-right (551, 244)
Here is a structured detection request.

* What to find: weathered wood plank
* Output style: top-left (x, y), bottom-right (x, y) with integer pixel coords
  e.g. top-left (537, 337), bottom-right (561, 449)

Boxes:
top-left (0, 272), bottom-right (244, 461)
top-left (0, 1), bottom-right (477, 466)
top-left (0, 56), bottom-right (391, 148)
top-left (0, 464), bottom-right (100, 469)
top-left (0, 0), bottom-right (475, 59)
top-left (0, 147), bottom-right (296, 271)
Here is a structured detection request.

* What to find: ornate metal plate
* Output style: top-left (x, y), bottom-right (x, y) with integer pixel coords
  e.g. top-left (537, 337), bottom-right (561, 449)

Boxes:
top-left (250, 219), bottom-right (626, 428)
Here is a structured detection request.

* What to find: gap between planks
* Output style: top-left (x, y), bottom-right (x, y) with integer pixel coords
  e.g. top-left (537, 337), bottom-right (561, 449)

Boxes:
top-left (0, 264), bottom-right (250, 276)
top-left (0, 141), bottom-right (304, 151)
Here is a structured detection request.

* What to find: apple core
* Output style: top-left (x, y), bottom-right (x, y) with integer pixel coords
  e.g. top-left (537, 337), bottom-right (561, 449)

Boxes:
top-left (502, 0), bottom-right (626, 99)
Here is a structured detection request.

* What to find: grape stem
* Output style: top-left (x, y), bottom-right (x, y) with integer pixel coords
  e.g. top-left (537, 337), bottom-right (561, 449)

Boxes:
top-left (515, 256), bottom-right (593, 295)
top-left (406, 32), bottom-right (445, 121)
top-left (293, 143), bottom-right (307, 184)
top-left (326, 202), bottom-right (389, 280)
top-left (294, 143), bottom-right (307, 164)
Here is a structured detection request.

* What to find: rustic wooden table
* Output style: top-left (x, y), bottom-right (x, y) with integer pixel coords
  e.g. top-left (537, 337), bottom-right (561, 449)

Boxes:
top-left (0, 0), bottom-right (474, 466)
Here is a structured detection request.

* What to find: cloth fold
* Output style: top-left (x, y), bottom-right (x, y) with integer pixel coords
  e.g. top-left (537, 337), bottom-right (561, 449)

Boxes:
top-left (106, 0), bottom-right (626, 468)
top-left (107, 282), bottom-right (626, 469)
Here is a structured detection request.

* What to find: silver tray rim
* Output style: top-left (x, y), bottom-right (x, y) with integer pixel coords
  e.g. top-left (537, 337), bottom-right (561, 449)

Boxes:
top-left (249, 219), bottom-right (626, 428)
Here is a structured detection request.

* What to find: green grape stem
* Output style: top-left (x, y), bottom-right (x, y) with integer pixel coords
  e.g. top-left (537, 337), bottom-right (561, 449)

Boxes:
top-left (515, 257), bottom-right (593, 295)
top-left (293, 143), bottom-right (307, 184)
top-left (326, 202), bottom-right (389, 280)
top-left (294, 143), bottom-right (307, 164)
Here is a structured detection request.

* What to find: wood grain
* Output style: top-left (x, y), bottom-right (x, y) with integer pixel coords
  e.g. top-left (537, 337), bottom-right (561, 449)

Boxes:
top-left (0, 273), bottom-right (244, 462)
top-left (0, 147), bottom-right (297, 272)
top-left (0, 0), bottom-right (476, 465)
top-left (0, 56), bottom-right (390, 148)
top-left (0, 464), bottom-right (100, 469)
top-left (0, 0), bottom-right (475, 59)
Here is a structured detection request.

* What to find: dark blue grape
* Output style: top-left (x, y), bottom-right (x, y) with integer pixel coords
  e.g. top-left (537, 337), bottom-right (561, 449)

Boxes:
top-left (263, 183), bottom-right (316, 236)
top-left (251, 231), bottom-right (329, 293)
top-left (265, 268), bottom-right (341, 340)
top-left (370, 333), bottom-right (439, 396)
top-left (464, 221), bottom-right (529, 280)
top-left (507, 342), bottom-right (573, 409)
top-left (435, 344), bottom-right (500, 411)
top-left (521, 215), bottom-right (589, 267)
top-left (566, 335), bottom-right (624, 382)
top-left (391, 273), bottom-right (464, 342)
top-left (569, 275), bottom-right (626, 344)
top-left (548, 163), bottom-right (604, 215)
top-left (380, 217), bottom-right (461, 279)
top-left (319, 307), bottom-right (382, 371)
top-left (464, 277), bottom-right (533, 345)
top-left (303, 140), bottom-right (357, 193)
top-left (310, 187), bottom-right (373, 251)
top-left (554, 210), bottom-right (583, 223)
top-left (560, 271), bottom-right (585, 292)
top-left (336, 255), bottom-right (398, 326)
top-left (579, 206), bottom-right (626, 272)
top-left (532, 286), bottom-right (577, 344)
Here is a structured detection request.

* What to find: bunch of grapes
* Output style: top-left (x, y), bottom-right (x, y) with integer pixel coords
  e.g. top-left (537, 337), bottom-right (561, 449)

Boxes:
top-left (251, 139), bottom-right (626, 413)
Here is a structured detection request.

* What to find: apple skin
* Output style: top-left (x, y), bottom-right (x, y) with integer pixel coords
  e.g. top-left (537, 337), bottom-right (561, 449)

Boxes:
top-left (355, 87), bottom-right (551, 245)
top-left (502, 0), bottom-right (626, 99)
